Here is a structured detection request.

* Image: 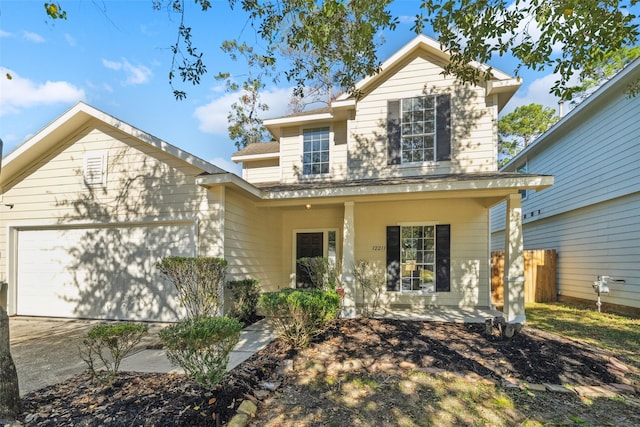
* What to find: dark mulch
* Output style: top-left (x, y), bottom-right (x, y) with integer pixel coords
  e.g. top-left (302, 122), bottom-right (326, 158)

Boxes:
top-left (18, 318), bottom-right (636, 426)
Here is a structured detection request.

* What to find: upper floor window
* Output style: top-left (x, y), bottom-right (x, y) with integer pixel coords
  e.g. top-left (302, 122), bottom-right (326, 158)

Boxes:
top-left (401, 96), bottom-right (436, 163)
top-left (387, 94), bottom-right (451, 165)
top-left (303, 128), bottom-right (330, 175)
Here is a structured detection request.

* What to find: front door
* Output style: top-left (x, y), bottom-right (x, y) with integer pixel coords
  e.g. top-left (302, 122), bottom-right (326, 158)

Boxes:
top-left (296, 232), bottom-right (324, 288)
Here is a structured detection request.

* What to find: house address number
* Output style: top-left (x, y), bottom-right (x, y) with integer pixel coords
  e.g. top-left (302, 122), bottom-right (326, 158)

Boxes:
top-left (372, 245), bottom-right (385, 251)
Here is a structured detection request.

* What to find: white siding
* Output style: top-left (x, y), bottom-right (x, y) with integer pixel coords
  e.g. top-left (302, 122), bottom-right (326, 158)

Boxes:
top-left (0, 119), bottom-right (217, 318)
top-left (243, 159), bottom-right (280, 183)
top-left (349, 52), bottom-right (496, 179)
top-left (223, 189), bottom-right (282, 291)
top-left (354, 198), bottom-right (492, 309)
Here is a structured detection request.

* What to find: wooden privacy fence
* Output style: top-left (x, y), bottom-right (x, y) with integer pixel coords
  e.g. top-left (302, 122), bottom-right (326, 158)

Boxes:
top-left (491, 249), bottom-right (557, 305)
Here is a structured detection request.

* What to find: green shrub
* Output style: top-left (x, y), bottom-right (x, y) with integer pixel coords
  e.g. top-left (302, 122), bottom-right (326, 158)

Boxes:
top-left (156, 256), bottom-right (227, 319)
top-left (259, 288), bottom-right (341, 349)
top-left (159, 316), bottom-right (243, 390)
top-left (296, 257), bottom-right (341, 290)
top-left (228, 279), bottom-right (261, 324)
top-left (80, 322), bottom-right (148, 382)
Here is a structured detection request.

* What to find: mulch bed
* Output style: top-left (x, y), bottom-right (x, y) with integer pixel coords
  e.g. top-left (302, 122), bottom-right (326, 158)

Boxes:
top-left (18, 318), bottom-right (636, 426)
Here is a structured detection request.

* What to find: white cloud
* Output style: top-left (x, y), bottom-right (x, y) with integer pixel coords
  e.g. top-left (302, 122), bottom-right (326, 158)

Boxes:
top-left (101, 58), bottom-right (153, 85)
top-left (194, 86), bottom-right (294, 135)
top-left (23, 31), bottom-right (45, 43)
top-left (0, 67), bottom-right (85, 116)
top-left (0, 30), bottom-right (13, 38)
top-left (502, 71), bottom-right (580, 116)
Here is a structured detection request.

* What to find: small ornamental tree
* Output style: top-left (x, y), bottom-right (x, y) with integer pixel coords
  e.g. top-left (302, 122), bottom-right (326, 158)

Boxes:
top-left (159, 316), bottom-right (243, 390)
top-left (80, 322), bottom-right (149, 382)
top-left (156, 257), bottom-right (227, 319)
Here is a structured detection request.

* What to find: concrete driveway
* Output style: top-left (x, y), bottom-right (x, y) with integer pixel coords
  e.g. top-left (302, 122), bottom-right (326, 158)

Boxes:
top-left (8, 317), bottom-right (164, 396)
top-left (8, 316), bottom-right (276, 396)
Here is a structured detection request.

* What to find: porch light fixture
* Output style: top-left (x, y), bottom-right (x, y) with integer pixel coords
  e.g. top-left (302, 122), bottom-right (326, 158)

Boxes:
top-left (305, 204), bottom-right (311, 209)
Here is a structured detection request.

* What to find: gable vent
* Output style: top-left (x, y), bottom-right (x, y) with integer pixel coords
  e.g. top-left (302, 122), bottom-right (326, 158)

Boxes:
top-left (83, 152), bottom-right (106, 187)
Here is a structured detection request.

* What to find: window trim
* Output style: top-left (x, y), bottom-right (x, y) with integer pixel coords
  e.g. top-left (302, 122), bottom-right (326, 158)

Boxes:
top-left (300, 127), bottom-right (332, 177)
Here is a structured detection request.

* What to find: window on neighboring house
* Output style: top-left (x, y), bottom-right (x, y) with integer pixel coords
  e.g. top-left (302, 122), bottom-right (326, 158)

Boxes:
top-left (83, 152), bottom-right (107, 188)
top-left (302, 128), bottom-right (330, 175)
top-left (386, 224), bottom-right (450, 293)
top-left (516, 162), bottom-right (528, 199)
top-left (387, 94), bottom-right (451, 165)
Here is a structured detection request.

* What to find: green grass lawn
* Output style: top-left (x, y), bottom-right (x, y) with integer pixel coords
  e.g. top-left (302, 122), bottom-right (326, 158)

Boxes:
top-left (525, 302), bottom-right (640, 369)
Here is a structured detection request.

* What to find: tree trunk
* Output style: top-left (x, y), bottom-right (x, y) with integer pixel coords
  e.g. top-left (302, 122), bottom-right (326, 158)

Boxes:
top-left (0, 304), bottom-right (20, 422)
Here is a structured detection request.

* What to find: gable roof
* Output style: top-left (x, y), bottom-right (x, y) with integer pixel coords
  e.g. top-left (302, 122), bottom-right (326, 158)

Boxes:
top-left (1, 102), bottom-right (225, 186)
top-left (501, 57), bottom-right (640, 171)
top-left (336, 34), bottom-right (520, 111)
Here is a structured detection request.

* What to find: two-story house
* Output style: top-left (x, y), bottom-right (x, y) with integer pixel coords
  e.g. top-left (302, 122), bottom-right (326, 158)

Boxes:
top-left (491, 58), bottom-right (640, 315)
top-left (224, 35), bottom-right (553, 322)
top-left (0, 35), bottom-right (552, 323)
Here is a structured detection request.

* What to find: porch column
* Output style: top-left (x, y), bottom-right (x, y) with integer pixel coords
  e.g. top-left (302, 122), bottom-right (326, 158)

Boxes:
top-left (341, 201), bottom-right (356, 318)
top-left (503, 193), bottom-right (525, 323)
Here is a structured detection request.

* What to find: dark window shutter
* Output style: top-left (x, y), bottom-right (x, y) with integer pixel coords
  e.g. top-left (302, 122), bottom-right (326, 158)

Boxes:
top-left (386, 226), bottom-right (401, 291)
top-left (387, 100), bottom-right (401, 165)
top-left (435, 224), bottom-right (451, 292)
top-left (436, 94), bottom-right (451, 161)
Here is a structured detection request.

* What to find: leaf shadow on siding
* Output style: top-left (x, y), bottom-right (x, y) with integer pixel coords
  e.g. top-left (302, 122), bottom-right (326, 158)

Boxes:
top-left (53, 127), bottom-right (215, 321)
top-left (348, 83), bottom-right (489, 180)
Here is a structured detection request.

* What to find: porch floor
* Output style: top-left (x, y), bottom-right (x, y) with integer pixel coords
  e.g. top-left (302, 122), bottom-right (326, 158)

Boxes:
top-left (370, 306), bottom-right (504, 323)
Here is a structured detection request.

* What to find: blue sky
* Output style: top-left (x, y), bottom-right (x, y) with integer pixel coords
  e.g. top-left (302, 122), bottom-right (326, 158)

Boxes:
top-left (1, 1), bottom-right (585, 174)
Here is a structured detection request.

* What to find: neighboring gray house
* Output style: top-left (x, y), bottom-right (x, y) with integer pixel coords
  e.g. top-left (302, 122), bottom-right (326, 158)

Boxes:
top-left (491, 58), bottom-right (640, 315)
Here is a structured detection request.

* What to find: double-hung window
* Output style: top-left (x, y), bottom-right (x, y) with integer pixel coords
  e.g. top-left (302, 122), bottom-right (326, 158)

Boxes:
top-left (302, 128), bottom-right (330, 175)
top-left (387, 94), bottom-right (451, 165)
top-left (386, 224), bottom-right (450, 293)
top-left (401, 96), bottom-right (436, 163)
top-left (400, 225), bottom-right (436, 291)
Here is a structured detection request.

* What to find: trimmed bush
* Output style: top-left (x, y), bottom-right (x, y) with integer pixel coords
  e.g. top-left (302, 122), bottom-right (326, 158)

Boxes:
top-left (159, 316), bottom-right (243, 390)
top-left (259, 288), bottom-right (341, 349)
top-left (80, 322), bottom-right (148, 382)
top-left (228, 279), bottom-right (261, 325)
top-left (156, 256), bottom-right (227, 319)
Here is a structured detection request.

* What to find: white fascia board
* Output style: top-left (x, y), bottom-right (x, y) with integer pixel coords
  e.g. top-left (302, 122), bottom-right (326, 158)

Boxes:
top-left (231, 152), bottom-right (280, 163)
top-left (261, 175), bottom-right (554, 201)
top-left (263, 112), bottom-right (334, 126)
top-left (337, 34), bottom-right (516, 101)
top-left (1, 102), bottom-right (224, 179)
top-left (196, 173), bottom-right (263, 198)
top-left (330, 99), bottom-right (357, 108)
top-left (486, 78), bottom-right (522, 95)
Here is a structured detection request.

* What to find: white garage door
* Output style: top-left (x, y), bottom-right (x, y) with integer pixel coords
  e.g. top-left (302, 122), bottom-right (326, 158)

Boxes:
top-left (16, 223), bottom-right (195, 321)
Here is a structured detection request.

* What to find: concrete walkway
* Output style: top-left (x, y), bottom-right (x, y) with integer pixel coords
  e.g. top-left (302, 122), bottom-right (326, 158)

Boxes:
top-left (119, 318), bottom-right (276, 373)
